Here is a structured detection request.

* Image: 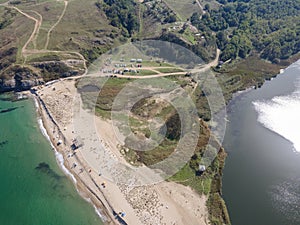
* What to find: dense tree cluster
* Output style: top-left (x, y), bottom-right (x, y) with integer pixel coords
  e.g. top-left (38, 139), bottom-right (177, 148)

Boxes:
top-left (143, 0), bottom-right (177, 24)
top-left (191, 0), bottom-right (300, 62)
top-left (96, 0), bottom-right (139, 36)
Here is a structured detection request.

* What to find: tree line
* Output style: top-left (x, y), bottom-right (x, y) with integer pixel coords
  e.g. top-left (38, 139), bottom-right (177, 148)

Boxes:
top-left (191, 0), bottom-right (300, 63)
top-left (96, 0), bottom-right (139, 37)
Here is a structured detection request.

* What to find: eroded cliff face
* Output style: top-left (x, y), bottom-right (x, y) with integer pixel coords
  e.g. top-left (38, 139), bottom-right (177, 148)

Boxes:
top-left (0, 45), bottom-right (84, 93)
top-left (0, 47), bottom-right (43, 92)
top-left (0, 65), bottom-right (44, 93)
top-left (0, 60), bottom-right (84, 93)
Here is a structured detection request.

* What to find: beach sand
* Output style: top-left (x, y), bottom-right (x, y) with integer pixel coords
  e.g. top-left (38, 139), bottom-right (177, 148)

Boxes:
top-left (33, 78), bottom-right (209, 225)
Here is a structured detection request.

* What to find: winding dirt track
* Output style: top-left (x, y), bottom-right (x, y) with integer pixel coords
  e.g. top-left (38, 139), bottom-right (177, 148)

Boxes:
top-left (8, 1), bottom-right (88, 74)
top-left (195, 0), bottom-right (205, 14)
top-left (91, 49), bottom-right (220, 79)
top-left (7, 0), bottom-right (220, 80)
top-left (44, 0), bottom-right (68, 50)
top-left (11, 7), bottom-right (42, 56)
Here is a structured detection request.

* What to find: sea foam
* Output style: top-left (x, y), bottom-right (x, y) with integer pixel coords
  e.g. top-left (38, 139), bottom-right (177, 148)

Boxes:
top-left (37, 118), bottom-right (108, 220)
top-left (37, 118), bottom-right (77, 183)
top-left (33, 98), bottom-right (106, 221)
top-left (253, 81), bottom-right (300, 152)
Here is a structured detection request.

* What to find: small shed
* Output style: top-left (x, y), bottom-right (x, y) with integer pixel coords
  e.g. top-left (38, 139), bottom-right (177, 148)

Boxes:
top-left (199, 165), bottom-right (206, 172)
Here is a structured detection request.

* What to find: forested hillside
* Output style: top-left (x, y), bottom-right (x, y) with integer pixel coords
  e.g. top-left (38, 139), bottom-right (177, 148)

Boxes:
top-left (191, 0), bottom-right (300, 62)
top-left (96, 0), bottom-right (139, 36)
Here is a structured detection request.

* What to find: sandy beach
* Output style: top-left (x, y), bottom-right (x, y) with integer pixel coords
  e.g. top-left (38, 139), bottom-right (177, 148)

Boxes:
top-left (32, 78), bottom-right (209, 225)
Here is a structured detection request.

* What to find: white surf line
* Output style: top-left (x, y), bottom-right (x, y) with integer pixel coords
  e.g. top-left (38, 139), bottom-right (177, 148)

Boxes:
top-left (33, 93), bottom-right (119, 223)
top-left (44, 0), bottom-right (68, 50)
top-left (34, 95), bottom-right (110, 222)
top-left (33, 96), bottom-right (78, 184)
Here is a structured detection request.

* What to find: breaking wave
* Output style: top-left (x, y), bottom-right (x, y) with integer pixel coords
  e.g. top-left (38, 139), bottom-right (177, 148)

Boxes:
top-left (37, 117), bottom-right (77, 184)
top-left (253, 80), bottom-right (300, 152)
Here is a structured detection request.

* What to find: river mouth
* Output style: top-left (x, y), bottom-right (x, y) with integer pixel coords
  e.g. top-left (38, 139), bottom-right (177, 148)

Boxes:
top-left (222, 60), bottom-right (300, 225)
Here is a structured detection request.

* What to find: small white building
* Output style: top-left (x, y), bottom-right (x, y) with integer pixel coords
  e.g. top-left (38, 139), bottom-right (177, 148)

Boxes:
top-left (199, 165), bottom-right (206, 172)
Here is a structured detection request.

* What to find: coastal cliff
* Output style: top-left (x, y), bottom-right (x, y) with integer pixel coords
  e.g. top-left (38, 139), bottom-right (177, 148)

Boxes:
top-left (0, 0), bottom-right (299, 224)
top-left (0, 66), bottom-right (43, 93)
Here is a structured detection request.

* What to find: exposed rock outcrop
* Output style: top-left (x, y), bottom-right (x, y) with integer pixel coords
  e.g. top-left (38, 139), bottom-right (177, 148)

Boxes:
top-left (0, 65), bottom-right (44, 93)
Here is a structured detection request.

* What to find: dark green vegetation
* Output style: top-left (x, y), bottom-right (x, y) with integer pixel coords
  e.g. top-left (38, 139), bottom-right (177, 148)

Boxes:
top-left (155, 67), bottom-right (184, 73)
top-left (1, 0), bottom-right (300, 224)
top-left (79, 74), bottom-right (230, 224)
top-left (216, 55), bottom-right (283, 103)
top-left (96, 0), bottom-right (139, 36)
top-left (1, 0), bottom-right (299, 93)
top-left (169, 120), bottom-right (230, 224)
top-left (0, 47), bottom-right (17, 73)
top-left (191, 0), bottom-right (300, 63)
top-left (0, 0), bottom-right (126, 91)
top-left (0, 7), bottom-right (15, 29)
top-left (93, 77), bottom-right (131, 118)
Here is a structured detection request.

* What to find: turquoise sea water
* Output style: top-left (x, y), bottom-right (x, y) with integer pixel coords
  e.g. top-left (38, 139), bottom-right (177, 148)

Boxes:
top-left (0, 96), bottom-right (103, 225)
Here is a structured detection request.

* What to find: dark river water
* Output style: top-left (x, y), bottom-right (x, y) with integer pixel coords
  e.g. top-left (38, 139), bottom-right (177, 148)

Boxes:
top-left (223, 60), bottom-right (300, 225)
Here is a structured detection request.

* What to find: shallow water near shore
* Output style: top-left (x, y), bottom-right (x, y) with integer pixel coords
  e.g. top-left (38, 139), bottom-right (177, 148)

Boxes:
top-left (223, 61), bottom-right (300, 225)
top-left (0, 97), bottom-right (103, 225)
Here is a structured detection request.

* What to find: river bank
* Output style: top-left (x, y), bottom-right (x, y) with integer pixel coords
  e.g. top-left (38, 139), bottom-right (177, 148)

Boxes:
top-left (2, 54), bottom-right (298, 224)
top-left (223, 60), bottom-right (300, 225)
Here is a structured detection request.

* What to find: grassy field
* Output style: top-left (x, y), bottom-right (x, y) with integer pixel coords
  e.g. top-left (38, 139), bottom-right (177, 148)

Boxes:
top-left (0, 0), bottom-right (122, 81)
top-left (163, 0), bottom-right (199, 21)
top-left (93, 77), bottom-right (132, 119)
top-left (0, 7), bottom-right (34, 63)
top-left (136, 69), bottom-right (159, 75)
top-left (169, 164), bottom-right (212, 195)
top-left (5, 0), bottom-right (120, 62)
top-left (48, 0), bottom-right (116, 53)
top-left (2, 0), bottom-right (292, 224)
top-left (26, 52), bottom-right (82, 63)
top-left (123, 69), bottom-right (158, 76)
top-left (155, 67), bottom-right (184, 73)
top-left (19, 0), bottom-right (66, 50)
top-left (141, 61), bottom-right (175, 67)
top-left (199, 0), bottom-right (221, 10)
top-left (216, 55), bottom-right (283, 103)
top-left (169, 138), bottom-right (230, 225)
